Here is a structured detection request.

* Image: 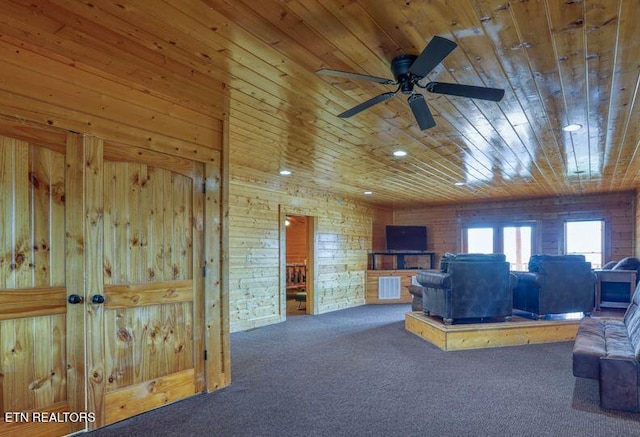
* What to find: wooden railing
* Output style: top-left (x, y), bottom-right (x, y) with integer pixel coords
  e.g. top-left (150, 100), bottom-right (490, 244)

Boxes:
top-left (286, 263), bottom-right (306, 291)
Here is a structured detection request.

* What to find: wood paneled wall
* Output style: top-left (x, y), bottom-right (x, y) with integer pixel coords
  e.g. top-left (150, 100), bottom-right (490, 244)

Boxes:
top-left (228, 170), bottom-right (375, 332)
top-left (0, 34), bottom-right (223, 163)
top-left (636, 191), bottom-right (640, 259)
top-left (387, 192), bottom-right (636, 267)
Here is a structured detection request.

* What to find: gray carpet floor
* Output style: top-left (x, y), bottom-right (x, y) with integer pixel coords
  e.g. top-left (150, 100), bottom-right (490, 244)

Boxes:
top-left (89, 304), bottom-right (640, 437)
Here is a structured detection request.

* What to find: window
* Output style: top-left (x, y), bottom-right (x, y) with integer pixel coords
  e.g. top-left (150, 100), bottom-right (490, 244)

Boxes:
top-left (565, 220), bottom-right (604, 268)
top-left (464, 223), bottom-right (535, 271)
top-left (466, 227), bottom-right (494, 253)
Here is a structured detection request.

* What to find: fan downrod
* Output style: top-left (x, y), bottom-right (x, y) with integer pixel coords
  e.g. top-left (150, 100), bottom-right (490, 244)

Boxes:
top-left (391, 54), bottom-right (418, 94)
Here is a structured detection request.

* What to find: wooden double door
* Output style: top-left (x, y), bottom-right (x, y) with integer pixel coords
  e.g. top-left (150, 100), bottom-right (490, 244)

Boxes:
top-left (0, 132), bottom-right (207, 435)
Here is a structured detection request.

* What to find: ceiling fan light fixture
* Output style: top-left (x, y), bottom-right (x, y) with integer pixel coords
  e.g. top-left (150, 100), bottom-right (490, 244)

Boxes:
top-left (562, 123), bottom-right (582, 132)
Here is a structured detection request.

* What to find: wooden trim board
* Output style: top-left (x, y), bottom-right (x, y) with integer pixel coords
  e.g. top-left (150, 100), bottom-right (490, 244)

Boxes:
top-left (405, 312), bottom-right (580, 351)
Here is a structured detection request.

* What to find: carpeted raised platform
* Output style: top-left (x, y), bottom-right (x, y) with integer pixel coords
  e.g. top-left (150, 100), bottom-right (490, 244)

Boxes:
top-left (405, 311), bottom-right (581, 351)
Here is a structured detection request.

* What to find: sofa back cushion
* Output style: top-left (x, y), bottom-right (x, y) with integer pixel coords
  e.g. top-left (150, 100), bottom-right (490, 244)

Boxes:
top-left (624, 282), bottom-right (640, 360)
top-left (528, 254), bottom-right (586, 273)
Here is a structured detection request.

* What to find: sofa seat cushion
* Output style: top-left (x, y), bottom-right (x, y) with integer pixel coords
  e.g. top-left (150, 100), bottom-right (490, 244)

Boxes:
top-left (572, 318), bottom-right (606, 379)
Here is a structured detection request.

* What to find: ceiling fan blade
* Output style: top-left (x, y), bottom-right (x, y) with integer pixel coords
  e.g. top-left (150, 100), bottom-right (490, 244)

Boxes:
top-left (426, 82), bottom-right (505, 102)
top-left (317, 68), bottom-right (395, 85)
top-left (338, 91), bottom-right (397, 118)
top-left (407, 93), bottom-right (436, 130)
top-left (408, 36), bottom-right (458, 78)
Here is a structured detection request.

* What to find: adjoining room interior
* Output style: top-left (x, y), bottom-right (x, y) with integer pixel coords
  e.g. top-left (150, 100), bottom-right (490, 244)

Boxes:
top-left (1, 1), bottom-right (640, 436)
top-left (284, 215), bottom-right (310, 316)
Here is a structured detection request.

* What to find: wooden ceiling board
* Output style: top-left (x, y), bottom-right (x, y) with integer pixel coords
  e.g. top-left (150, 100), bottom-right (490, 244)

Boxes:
top-left (1, 0), bottom-right (639, 207)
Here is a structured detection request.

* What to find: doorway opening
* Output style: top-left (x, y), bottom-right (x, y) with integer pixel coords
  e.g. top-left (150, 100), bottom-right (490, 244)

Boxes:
top-left (283, 214), bottom-right (314, 317)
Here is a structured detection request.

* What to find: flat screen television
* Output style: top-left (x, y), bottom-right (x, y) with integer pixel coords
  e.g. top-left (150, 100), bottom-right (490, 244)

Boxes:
top-left (385, 225), bottom-right (427, 251)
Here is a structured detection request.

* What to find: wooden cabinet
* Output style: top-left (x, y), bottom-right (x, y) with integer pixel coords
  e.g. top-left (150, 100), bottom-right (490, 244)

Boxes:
top-left (595, 269), bottom-right (637, 310)
top-left (369, 251), bottom-right (436, 270)
top-left (365, 270), bottom-right (422, 304)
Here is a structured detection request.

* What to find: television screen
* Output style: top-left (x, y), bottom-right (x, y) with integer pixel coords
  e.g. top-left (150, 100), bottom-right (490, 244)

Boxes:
top-left (385, 226), bottom-right (427, 251)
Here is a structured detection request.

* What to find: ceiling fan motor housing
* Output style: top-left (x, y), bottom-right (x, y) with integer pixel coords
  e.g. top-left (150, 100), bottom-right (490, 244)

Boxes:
top-left (391, 54), bottom-right (418, 94)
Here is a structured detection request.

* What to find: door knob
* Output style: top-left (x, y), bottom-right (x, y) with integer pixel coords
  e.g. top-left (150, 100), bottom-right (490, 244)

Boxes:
top-left (91, 294), bottom-right (105, 304)
top-left (68, 294), bottom-right (83, 304)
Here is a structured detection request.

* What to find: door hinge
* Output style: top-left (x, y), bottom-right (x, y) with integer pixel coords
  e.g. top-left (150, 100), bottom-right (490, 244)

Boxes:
top-left (204, 350), bottom-right (208, 361)
top-left (202, 265), bottom-right (207, 277)
top-left (202, 182), bottom-right (206, 194)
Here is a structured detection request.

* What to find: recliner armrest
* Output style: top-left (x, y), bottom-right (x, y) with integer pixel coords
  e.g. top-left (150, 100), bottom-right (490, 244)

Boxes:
top-left (416, 272), bottom-right (451, 289)
top-left (512, 271), bottom-right (541, 287)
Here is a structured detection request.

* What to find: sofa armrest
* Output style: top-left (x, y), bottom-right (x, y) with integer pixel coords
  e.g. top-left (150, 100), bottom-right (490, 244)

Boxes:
top-left (599, 356), bottom-right (639, 412)
top-left (416, 271), bottom-right (451, 289)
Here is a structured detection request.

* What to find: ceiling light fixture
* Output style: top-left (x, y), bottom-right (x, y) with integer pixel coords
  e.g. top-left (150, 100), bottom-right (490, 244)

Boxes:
top-left (363, 191), bottom-right (373, 195)
top-left (392, 150), bottom-right (408, 157)
top-left (454, 182), bottom-right (465, 186)
top-left (562, 123), bottom-right (582, 132)
top-left (279, 169), bottom-right (292, 175)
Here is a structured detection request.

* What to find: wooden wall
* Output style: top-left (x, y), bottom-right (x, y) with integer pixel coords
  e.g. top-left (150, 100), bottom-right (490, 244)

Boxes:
top-left (636, 191), bottom-right (640, 258)
top-left (386, 192), bottom-right (636, 267)
top-left (228, 170), bottom-right (376, 332)
top-left (0, 20), bottom-right (228, 433)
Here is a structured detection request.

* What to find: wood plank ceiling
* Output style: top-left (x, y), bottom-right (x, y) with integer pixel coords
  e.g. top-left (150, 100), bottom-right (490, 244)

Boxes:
top-left (2, 0), bottom-right (639, 207)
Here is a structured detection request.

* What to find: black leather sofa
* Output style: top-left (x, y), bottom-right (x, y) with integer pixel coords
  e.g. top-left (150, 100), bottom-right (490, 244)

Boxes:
top-left (512, 255), bottom-right (596, 319)
top-left (573, 283), bottom-right (640, 412)
top-left (416, 253), bottom-right (512, 325)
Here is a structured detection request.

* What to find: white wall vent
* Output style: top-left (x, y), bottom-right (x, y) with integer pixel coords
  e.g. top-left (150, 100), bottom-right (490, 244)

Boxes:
top-left (378, 276), bottom-right (401, 299)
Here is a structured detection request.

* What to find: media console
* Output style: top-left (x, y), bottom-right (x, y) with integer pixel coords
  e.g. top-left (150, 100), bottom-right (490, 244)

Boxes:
top-left (369, 251), bottom-right (436, 270)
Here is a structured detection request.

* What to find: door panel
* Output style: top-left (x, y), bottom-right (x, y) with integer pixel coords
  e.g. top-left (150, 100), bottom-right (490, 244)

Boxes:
top-left (90, 142), bottom-right (203, 427)
top-left (0, 137), bottom-right (76, 436)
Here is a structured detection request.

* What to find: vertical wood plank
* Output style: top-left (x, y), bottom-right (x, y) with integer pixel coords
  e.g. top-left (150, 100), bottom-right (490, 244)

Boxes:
top-left (173, 174), bottom-right (187, 280)
top-left (50, 314), bottom-right (66, 404)
top-left (192, 163), bottom-right (205, 392)
top-left (49, 149), bottom-right (65, 287)
top-left (139, 165), bottom-right (152, 281)
top-left (163, 172), bottom-right (174, 281)
top-left (306, 216), bottom-right (317, 315)
top-left (13, 140), bottom-right (31, 288)
top-left (32, 316), bottom-right (54, 408)
top-left (114, 163), bottom-right (130, 284)
top-left (103, 161), bottom-right (115, 286)
top-left (85, 135), bottom-right (105, 429)
top-left (129, 163), bottom-right (142, 284)
top-left (0, 137), bottom-right (12, 289)
top-left (279, 205), bottom-right (287, 318)
top-left (205, 144), bottom-right (229, 389)
top-left (150, 167), bottom-right (165, 282)
top-left (65, 132), bottom-right (86, 433)
top-left (30, 145), bottom-right (52, 288)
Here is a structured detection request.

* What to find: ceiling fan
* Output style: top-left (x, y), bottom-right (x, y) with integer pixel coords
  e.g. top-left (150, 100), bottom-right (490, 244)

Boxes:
top-left (317, 36), bottom-right (505, 130)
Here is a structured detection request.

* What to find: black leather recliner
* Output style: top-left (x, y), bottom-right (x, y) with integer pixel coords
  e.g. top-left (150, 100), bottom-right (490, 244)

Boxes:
top-left (512, 254), bottom-right (596, 319)
top-left (416, 253), bottom-right (513, 325)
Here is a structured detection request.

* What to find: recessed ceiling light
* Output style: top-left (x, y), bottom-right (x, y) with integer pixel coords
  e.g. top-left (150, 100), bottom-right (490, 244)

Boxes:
top-left (454, 182), bottom-right (465, 186)
top-left (363, 191), bottom-right (373, 195)
top-left (279, 169), bottom-right (292, 175)
top-left (562, 124), bottom-right (582, 132)
top-left (392, 150), bottom-right (408, 157)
